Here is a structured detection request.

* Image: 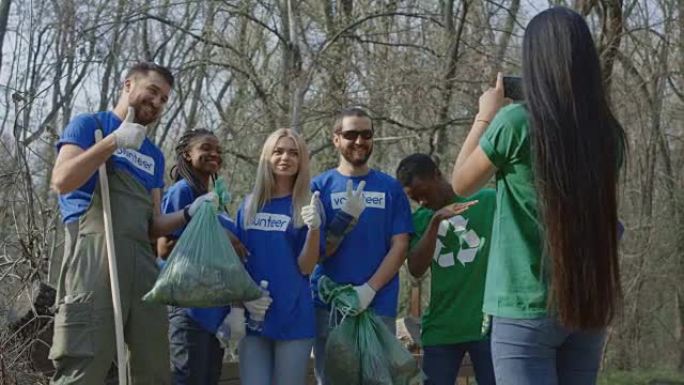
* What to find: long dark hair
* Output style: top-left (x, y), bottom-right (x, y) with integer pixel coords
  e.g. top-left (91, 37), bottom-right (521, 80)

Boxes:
top-left (522, 7), bottom-right (626, 329)
top-left (170, 129), bottom-right (218, 196)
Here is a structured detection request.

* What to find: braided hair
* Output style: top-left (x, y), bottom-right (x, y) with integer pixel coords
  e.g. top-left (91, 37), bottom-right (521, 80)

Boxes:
top-left (169, 128), bottom-right (218, 196)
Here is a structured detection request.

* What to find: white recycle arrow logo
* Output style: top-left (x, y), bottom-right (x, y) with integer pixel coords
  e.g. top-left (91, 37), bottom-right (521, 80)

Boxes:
top-left (432, 215), bottom-right (485, 268)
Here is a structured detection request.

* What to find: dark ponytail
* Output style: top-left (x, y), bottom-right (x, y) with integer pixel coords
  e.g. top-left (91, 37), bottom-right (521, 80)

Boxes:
top-left (522, 7), bottom-right (626, 329)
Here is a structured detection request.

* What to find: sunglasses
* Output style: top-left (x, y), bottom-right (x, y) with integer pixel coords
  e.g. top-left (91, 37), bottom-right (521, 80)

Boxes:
top-left (338, 130), bottom-right (374, 141)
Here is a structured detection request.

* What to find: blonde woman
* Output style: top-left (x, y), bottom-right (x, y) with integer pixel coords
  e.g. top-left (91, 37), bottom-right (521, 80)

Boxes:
top-left (235, 128), bottom-right (323, 385)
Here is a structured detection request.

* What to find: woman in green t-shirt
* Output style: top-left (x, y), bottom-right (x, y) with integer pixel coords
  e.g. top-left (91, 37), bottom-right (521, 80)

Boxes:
top-left (450, 7), bottom-right (626, 385)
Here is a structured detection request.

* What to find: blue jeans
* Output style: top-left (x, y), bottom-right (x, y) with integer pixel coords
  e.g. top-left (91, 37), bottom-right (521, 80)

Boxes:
top-left (238, 335), bottom-right (314, 385)
top-left (491, 317), bottom-right (606, 385)
top-left (168, 306), bottom-right (224, 385)
top-left (313, 307), bottom-right (396, 385)
top-left (423, 340), bottom-right (495, 385)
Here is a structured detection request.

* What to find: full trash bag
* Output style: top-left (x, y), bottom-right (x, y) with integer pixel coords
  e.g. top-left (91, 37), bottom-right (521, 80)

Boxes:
top-left (143, 183), bottom-right (261, 307)
top-left (319, 276), bottom-right (423, 385)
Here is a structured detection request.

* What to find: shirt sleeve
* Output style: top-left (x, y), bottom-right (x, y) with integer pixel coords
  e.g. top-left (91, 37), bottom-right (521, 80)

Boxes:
top-left (391, 181), bottom-right (414, 237)
top-left (479, 106), bottom-right (525, 169)
top-left (161, 183), bottom-right (194, 238)
top-left (310, 177), bottom-right (321, 193)
top-left (154, 150), bottom-right (165, 189)
top-left (409, 211), bottom-right (427, 251)
top-left (57, 114), bottom-right (98, 151)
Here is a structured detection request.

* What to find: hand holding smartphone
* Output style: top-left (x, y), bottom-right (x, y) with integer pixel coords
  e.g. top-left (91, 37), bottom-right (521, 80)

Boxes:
top-left (503, 76), bottom-right (525, 101)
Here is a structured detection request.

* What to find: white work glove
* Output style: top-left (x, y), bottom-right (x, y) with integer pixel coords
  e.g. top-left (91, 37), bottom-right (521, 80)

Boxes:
top-left (341, 180), bottom-right (366, 219)
top-left (354, 283), bottom-right (376, 312)
top-left (244, 292), bottom-right (273, 319)
top-left (216, 308), bottom-right (246, 346)
top-left (113, 107), bottom-right (146, 150)
top-left (188, 192), bottom-right (219, 217)
top-left (301, 191), bottom-right (322, 230)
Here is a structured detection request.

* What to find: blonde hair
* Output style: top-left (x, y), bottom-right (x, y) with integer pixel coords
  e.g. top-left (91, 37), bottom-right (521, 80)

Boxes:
top-left (244, 128), bottom-right (311, 228)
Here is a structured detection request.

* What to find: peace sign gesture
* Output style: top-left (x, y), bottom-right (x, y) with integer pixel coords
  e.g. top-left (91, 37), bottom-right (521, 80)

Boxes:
top-left (341, 180), bottom-right (366, 219)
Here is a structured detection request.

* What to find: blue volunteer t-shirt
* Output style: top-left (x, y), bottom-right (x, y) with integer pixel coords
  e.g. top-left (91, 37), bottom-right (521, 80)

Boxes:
top-left (161, 178), bottom-right (238, 334)
top-left (311, 169), bottom-right (414, 317)
top-left (57, 111), bottom-right (165, 224)
top-left (236, 195), bottom-right (321, 340)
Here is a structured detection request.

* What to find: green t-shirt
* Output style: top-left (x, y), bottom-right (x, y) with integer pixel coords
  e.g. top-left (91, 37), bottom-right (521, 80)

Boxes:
top-left (479, 103), bottom-right (548, 319)
top-left (410, 189), bottom-right (496, 346)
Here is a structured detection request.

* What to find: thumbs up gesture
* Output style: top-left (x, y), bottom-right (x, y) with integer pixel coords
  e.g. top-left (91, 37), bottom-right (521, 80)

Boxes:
top-left (113, 107), bottom-right (146, 150)
top-left (302, 191), bottom-right (322, 230)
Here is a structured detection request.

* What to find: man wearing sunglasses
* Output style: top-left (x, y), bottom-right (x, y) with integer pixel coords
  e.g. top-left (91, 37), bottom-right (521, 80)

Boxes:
top-left (310, 107), bottom-right (414, 384)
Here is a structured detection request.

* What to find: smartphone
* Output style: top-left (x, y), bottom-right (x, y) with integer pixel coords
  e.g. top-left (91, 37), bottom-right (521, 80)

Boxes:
top-left (503, 76), bottom-right (525, 101)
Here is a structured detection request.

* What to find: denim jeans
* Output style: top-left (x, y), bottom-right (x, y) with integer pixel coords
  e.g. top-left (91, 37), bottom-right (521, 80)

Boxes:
top-left (168, 306), bottom-right (224, 385)
top-left (313, 307), bottom-right (396, 385)
top-left (491, 316), bottom-right (606, 385)
top-left (423, 340), bottom-right (495, 385)
top-left (238, 335), bottom-right (314, 385)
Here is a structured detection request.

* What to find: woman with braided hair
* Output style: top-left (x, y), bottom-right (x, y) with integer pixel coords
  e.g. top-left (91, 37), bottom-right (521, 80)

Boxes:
top-left (157, 128), bottom-right (253, 385)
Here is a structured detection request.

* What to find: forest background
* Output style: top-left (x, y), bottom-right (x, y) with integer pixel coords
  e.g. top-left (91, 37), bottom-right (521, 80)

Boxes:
top-left (0, 0), bottom-right (682, 383)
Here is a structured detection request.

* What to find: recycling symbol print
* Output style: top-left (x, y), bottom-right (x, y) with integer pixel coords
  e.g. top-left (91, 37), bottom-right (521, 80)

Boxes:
top-left (433, 215), bottom-right (485, 268)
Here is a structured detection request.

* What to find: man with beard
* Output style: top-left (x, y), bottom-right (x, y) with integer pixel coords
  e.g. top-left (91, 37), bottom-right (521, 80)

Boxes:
top-left (310, 107), bottom-right (413, 385)
top-left (49, 62), bottom-right (216, 384)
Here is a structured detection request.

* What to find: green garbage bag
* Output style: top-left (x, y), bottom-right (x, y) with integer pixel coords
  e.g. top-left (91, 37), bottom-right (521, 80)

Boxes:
top-left (319, 276), bottom-right (423, 385)
top-left (213, 177), bottom-right (231, 211)
top-left (323, 310), bottom-right (362, 385)
top-left (376, 316), bottom-right (423, 384)
top-left (143, 183), bottom-right (261, 307)
top-left (325, 311), bottom-right (393, 385)
top-left (318, 274), bottom-right (362, 316)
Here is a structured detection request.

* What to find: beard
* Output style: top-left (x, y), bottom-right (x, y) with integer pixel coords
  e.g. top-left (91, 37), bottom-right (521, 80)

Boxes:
top-left (340, 143), bottom-right (373, 167)
top-left (129, 100), bottom-right (160, 126)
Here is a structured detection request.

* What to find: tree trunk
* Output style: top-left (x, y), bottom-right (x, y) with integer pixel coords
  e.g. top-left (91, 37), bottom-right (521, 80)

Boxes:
top-left (286, 0), bottom-right (305, 132)
top-left (186, 1), bottom-right (216, 129)
top-left (0, 0), bottom-right (11, 76)
top-left (678, 0), bottom-right (684, 370)
top-left (598, 0), bottom-right (624, 92)
top-left (98, 0), bottom-right (127, 111)
top-left (431, 0), bottom-right (468, 160)
top-left (492, 0), bottom-right (520, 75)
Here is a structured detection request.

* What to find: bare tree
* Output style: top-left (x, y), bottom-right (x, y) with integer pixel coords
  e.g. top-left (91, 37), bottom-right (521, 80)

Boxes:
top-left (0, 0), bottom-right (682, 381)
top-left (0, 0), bottom-right (11, 75)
